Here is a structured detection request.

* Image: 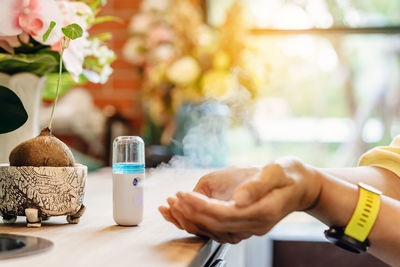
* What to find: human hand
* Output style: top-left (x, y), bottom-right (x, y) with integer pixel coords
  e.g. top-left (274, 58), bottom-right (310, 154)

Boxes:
top-left (189, 167), bottom-right (261, 200)
top-left (160, 158), bottom-right (322, 243)
top-left (159, 167), bottom-right (260, 235)
top-left (234, 158), bottom-right (321, 210)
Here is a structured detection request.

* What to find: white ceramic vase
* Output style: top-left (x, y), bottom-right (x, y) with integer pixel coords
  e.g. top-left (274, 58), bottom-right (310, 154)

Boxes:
top-left (0, 73), bottom-right (46, 164)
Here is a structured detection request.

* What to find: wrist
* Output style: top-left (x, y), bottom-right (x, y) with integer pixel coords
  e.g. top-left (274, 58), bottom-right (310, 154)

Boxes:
top-left (274, 158), bottom-right (323, 212)
top-left (299, 164), bottom-right (323, 211)
top-left (307, 172), bottom-right (358, 227)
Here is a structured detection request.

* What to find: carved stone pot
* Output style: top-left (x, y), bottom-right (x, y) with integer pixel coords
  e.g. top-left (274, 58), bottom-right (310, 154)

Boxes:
top-left (0, 164), bottom-right (87, 227)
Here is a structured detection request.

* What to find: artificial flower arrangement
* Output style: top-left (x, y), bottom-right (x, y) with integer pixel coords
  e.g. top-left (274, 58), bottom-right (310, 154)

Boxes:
top-left (123, 0), bottom-right (267, 145)
top-left (0, 0), bottom-right (116, 98)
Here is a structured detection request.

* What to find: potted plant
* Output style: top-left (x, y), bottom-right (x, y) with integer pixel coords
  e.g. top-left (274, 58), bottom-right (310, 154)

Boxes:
top-left (0, 0), bottom-right (116, 163)
top-left (0, 23), bottom-right (87, 228)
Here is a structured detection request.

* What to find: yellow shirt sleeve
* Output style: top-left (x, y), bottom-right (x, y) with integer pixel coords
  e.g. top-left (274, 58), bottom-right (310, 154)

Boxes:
top-left (358, 136), bottom-right (400, 177)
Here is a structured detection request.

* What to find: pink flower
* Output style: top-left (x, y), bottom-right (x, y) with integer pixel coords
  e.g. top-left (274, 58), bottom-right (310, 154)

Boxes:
top-left (0, 0), bottom-right (93, 81)
top-left (18, 1), bottom-right (44, 36)
top-left (0, 0), bottom-right (63, 45)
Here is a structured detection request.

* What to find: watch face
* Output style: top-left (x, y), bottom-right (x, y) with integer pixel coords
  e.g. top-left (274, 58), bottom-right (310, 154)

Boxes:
top-left (324, 227), bottom-right (369, 254)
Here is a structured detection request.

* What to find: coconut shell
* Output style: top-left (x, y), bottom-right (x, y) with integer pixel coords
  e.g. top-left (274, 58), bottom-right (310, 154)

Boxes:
top-left (9, 128), bottom-right (75, 167)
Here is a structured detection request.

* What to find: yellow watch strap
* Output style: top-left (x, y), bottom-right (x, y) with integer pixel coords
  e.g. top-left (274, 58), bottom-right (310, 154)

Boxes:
top-left (344, 183), bottom-right (382, 242)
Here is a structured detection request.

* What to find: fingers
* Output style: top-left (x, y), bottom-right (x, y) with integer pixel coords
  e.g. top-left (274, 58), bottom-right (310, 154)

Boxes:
top-left (169, 205), bottom-right (200, 234)
top-left (185, 217), bottom-right (252, 244)
top-left (233, 163), bottom-right (292, 207)
top-left (160, 163), bottom-right (301, 245)
top-left (176, 185), bottom-right (295, 232)
top-left (164, 197), bottom-right (222, 240)
top-left (226, 231), bottom-right (254, 244)
top-left (177, 192), bottom-right (245, 221)
top-left (162, 195), bottom-right (252, 244)
top-left (160, 205), bottom-right (215, 239)
top-left (175, 192), bottom-right (265, 231)
top-left (161, 189), bottom-right (292, 244)
top-left (192, 167), bottom-right (262, 201)
top-left (159, 205), bottom-right (183, 230)
top-left (193, 177), bottom-right (212, 197)
top-left (206, 231), bottom-right (252, 244)
top-left (175, 201), bottom-right (262, 233)
top-left (172, 193), bottom-right (268, 244)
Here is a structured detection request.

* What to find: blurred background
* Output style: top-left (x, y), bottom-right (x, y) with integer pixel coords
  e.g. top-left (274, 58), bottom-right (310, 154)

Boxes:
top-left (42, 0), bottom-right (400, 171)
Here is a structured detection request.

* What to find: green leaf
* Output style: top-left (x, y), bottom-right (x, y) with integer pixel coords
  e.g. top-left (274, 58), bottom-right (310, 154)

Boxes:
top-left (43, 21), bottom-right (56, 42)
top-left (0, 51), bottom-right (59, 76)
top-left (0, 86), bottom-right (28, 134)
top-left (89, 0), bottom-right (103, 11)
top-left (42, 72), bottom-right (87, 100)
top-left (91, 16), bottom-right (123, 25)
top-left (62, 24), bottom-right (83, 40)
top-left (91, 32), bottom-right (112, 41)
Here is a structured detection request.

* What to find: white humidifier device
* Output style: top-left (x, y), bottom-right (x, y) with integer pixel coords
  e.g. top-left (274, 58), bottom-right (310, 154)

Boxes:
top-left (112, 136), bottom-right (145, 226)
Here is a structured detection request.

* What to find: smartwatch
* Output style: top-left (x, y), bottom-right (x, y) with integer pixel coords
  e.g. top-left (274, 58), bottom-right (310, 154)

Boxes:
top-left (325, 183), bottom-right (382, 253)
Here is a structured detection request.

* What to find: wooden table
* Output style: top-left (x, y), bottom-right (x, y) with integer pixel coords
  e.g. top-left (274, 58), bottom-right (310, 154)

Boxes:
top-left (0, 168), bottom-right (220, 267)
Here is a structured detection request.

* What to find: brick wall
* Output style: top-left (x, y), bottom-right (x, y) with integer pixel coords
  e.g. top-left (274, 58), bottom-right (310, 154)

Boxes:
top-left (86, 0), bottom-right (143, 133)
top-left (86, 0), bottom-right (203, 133)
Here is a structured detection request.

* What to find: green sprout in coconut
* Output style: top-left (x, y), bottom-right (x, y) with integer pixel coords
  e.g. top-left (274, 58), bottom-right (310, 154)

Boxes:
top-left (9, 22), bottom-right (83, 167)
